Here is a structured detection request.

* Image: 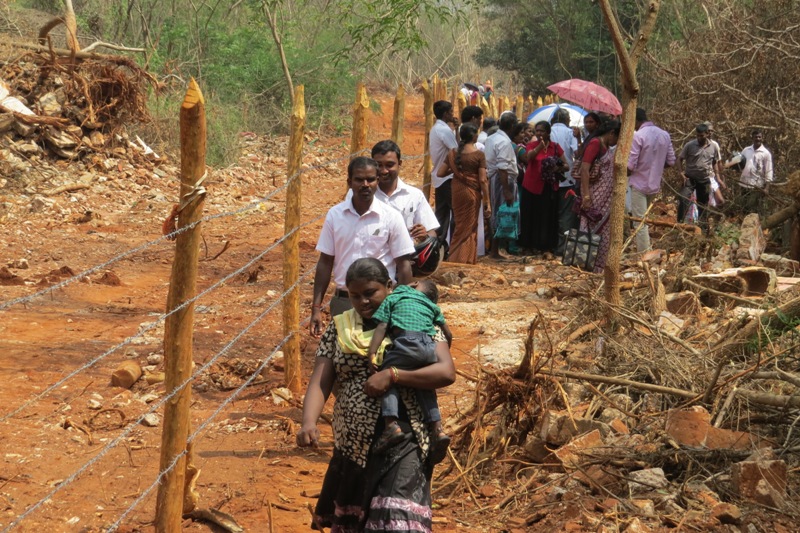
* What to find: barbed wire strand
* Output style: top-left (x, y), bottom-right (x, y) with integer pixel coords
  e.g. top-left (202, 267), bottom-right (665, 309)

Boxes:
top-left (106, 319), bottom-right (309, 532)
top-left (0, 211), bottom-right (324, 423)
top-left (0, 147), bottom-right (431, 312)
top-left (1, 268), bottom-right (312, 533)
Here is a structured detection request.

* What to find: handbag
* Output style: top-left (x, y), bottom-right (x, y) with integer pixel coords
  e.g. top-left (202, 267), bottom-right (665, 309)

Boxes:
top-left (494, 201), bottom-right (520, 240)
top-left (562, 211), bottom-right (610, 272)
top-left (571, 158), bottom-right (602, 184)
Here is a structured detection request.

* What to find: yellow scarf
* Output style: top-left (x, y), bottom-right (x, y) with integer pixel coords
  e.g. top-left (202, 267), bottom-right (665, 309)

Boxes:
top-left (334, 309), bottom-right (390, 366)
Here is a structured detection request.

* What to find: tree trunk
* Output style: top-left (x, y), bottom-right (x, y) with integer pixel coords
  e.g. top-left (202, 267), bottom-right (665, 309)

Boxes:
top-left (598, 0), bottom-right (662, 309)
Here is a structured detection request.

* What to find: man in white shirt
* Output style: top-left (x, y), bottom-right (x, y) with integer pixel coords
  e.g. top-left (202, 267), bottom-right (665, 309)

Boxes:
top-left (346, 140), bottom-right (439, 241)
top-left (309, 157), bottom-right (415, 336)
top-left (430, 100), bottom-right (458, 246)
top-left (549, 108), bottom-right (579, 255)
top-left (484, 112), bottom-right (519, 259)
top-left (738, 129), bottom-right (774, 216)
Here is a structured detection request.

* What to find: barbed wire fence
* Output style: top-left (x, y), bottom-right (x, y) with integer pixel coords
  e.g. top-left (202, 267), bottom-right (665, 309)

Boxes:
top-left (0, 81), bottom-right (436, 532)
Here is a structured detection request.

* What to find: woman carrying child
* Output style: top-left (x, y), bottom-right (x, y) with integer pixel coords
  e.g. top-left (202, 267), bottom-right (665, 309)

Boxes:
top-left (297, 258), bottom-right (456, 532)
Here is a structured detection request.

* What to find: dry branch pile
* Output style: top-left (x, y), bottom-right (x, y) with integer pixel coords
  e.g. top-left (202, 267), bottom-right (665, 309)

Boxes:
top-left (0, 43), bottom-right (153, 160)
top-left (442, 215), bottom-right (800, 531)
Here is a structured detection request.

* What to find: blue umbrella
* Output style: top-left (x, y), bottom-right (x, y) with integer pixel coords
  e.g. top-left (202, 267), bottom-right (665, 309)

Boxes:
top-left (527, 103), bottom-right (587, 128)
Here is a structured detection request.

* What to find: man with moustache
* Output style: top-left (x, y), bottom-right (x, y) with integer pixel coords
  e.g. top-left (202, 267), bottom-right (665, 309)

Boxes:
top-left (309, 156), bottom-right (415, 336)
top-left (677, 123), bottom-right (721, 229)
top-left (346, 140), bottom-right (439, 241)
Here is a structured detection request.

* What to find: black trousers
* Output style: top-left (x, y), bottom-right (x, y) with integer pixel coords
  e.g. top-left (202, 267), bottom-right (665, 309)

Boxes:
top-left (678, 177), bottom-right (710, 227)
top-left (434, 180), bottom-right (454, 244)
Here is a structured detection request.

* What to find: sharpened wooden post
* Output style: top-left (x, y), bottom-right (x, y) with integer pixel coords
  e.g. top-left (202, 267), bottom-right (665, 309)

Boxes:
top-left (479, 96), bottom-right (490, 118)
top-left (156, 78), bottom-right (206, 533)
top-left (421, 80), bottom-right (434, 201)
top-left (391, 85), bottom-right (405, 149)
top-left (457, 90), bottom-right (467, 119)
top-left (516, 95), bottom-right (524, 116)
top-left (350, 83), bottom-right (369, 159)
top-left (525, 95), bottom-right (534, 118)
top-left (283, 85), bottom-right (305, 395)
top-left (450, 81), bottom-right (458, 110)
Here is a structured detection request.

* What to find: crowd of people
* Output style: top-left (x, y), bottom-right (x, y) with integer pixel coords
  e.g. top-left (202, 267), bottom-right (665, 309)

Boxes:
top-left (429, 101), bottom-right (775, 273)
top-left (295, 93), bottom-right (776, 533)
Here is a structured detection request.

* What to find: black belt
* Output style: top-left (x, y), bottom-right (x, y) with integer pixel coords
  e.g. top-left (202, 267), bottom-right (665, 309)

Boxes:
top-left (334, 289), bottom-right (349, 298)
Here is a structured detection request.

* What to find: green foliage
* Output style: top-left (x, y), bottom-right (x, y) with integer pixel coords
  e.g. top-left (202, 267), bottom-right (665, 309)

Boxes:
top-left (475, 0), bottom-right (642, 95)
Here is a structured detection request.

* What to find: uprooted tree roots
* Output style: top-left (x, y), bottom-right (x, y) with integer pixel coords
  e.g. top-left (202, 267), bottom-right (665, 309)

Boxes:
top-left (440, 261), bottom-right (800, 526)
top-left (1, 46), bottom-right (154, 157)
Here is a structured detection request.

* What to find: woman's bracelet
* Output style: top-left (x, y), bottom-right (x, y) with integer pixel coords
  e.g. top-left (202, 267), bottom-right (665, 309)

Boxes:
top-left (390, 366), bottom-right (400, 383)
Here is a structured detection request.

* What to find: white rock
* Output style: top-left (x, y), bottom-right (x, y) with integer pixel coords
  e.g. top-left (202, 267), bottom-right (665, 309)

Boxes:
top-left (87, 399), bottom-right (102, 410)
top-left (628, 467), bottom-right (669, 494)
top-left (140, 414), bottom-right (160, 427)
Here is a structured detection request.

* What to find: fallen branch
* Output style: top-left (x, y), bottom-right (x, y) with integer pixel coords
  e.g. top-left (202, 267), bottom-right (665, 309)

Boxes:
top-left (764, 201), bottom-right (799, 229)
top-left (8, 40), bottom-right (147, 62)
top-left (682, 277), bottom-right (763, 307)
top-left (537, 368), bottom-right (697, 399)
top-left (703, 294), bottom-right (800, 403)
top-left (736, 389), bottom-right (800, 409)
top-left (626, 215), bottom-right (701, 235)
top-left (44, 182), bottom-right (90, 196)
top-left (749, 370), bottom-right (800, 389)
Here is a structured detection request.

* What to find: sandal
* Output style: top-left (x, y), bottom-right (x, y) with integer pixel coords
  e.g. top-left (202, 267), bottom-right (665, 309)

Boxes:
top-left (373, 421), bottom-right (405, 453)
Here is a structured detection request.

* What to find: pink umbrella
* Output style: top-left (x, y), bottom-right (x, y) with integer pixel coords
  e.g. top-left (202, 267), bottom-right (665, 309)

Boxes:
top-left (547, 79), bottom-right (622, 116)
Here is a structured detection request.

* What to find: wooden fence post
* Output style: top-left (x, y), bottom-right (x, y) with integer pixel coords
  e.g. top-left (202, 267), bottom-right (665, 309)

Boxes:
top-left (450, 81), bottom-right (458, 110)
top-left (283, 85), bottom-right (305, 395)
top-left (516, 95), bottom-right (524, 117)
top-left (391, 84), bottom-right (405, 149)
top-left (350, 83), bottom-right (369, 159)
top-left (421, 79), bottom-right (434, 201)
top-left (431, 73), bottom-right (440, 102)
top-left (479, 96), bottom-right (490, 118)
top-left (525, 95), bottom-right (534, 118)
top-left (155, 78), bottom-right (207, 533)
top-left (457, 91), bottom-right (467, 119)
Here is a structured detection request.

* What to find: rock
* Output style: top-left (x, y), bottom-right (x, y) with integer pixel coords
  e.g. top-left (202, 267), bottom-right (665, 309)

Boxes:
top-left (271, 387), bottom-right (293, 405)
top-left (628, 468), bottom-right (669, 494)
top-left (731, 454), bottom-right (787, 508)
top-left (574, 465), bottom-right (625, 495)
top-left (539, 410), bottom-right (611, 445)
top-left (760, 253), bottom-right (800, 276)
top-left (608, 418), bottom-right (629, 435)
top-left (0, 266), bottom-right (24, 286)
top-left (736, 214), bottom-right (766, 262)
top-left (656, 311), bottom-right (684, 337)
top-left (146, 353), bottom-right (163, 365)
top-left (629, 499), bottom-right (655, 516)
top-left (38, 92), bottom-right (62, 116)
top-left (553, 429), bottom-right (603, 468)
top-left (97, 271), bottom-right (121, 286)
top-left (140, 413), bottom-right (160, 427)
top-left (624, 517), bottom-right (652, 533)
top-left (16, 142), bottom-right (41, 156)
top-left (710, 502), bottom-right (742, 524)
top-left (439, 271), bottom-right (461, 287)
top-left (598, 408), bottom-right (626, 423)
top-left (30, 196), bottom-right (52, 213)
top-left (9, 258), bottom-right (29, 269)
top-left (522, 437), bottom-right (552, 463)
top-left (87, 399), bottom-right (102, 410)
top-left (665, 291), bottom-right (701, 316)
top-left (665, 406), bottom-right (757, 450)
top-left (111, 360), bottom-right (142, 389)
top-left (490, 273), bottom-right (507, 285)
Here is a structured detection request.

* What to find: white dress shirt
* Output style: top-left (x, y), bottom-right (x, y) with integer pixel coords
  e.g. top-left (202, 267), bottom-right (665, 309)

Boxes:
top-left (740, 144), bottom-right (774, 189)
top-left (345, 178), bottom-right (440, 232)
top-left (316, 198), bottom-right (415, 290)
top-left (550, 123), bottom-right (579, 187)
top-left (430, 119), bottom-right (458, 188)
